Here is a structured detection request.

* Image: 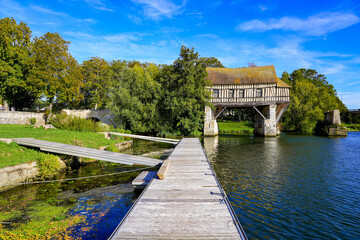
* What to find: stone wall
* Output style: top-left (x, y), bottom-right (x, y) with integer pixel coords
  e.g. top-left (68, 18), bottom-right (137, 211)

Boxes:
top-left (0, 111), bottom-right (46, 125)
top-left (61, 109), bottom-right (114, 125)
top-left (0, 162), bottom-right (38, 190)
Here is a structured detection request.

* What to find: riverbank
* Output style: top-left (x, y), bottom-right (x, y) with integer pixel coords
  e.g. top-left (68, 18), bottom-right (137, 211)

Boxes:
top-left (343, 123), bottom-right (360, 131)
top-left (218, 120), bottom-right (254, 135)
top-left (0, 124), bottom-right (126, 149)
top-left (0, 142), bottom-right (66, 187)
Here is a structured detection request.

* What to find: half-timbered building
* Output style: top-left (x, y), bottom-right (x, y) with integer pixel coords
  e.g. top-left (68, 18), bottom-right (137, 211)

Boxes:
top-left (204, 65), bottom-right (291, 136)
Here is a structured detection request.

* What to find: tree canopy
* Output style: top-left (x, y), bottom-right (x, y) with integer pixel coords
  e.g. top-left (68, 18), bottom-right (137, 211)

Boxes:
top-left (281, 69), bottom-right (346, 133)
top-left (0, 17), bottom-right (35, 110)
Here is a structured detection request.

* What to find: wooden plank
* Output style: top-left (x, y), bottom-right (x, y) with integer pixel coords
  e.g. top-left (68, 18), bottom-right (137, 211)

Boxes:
top-left (13, 138), bottom-right (162, 167)
top-left (110, 138), bottom-right (247, 240)
top-left (157, 159), bottom-right (170, 180)
top-left (109, 132), bottom-right (179, 145)
top-left (132, 171), bottom-right (157, 190)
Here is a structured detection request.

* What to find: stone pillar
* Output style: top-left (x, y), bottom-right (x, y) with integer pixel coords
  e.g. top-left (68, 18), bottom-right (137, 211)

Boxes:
top-left (204, 106), bottom-right (218, 136)
top-left (325, 110), bottom-right (341, 126)
top-left (254, 105), bottom-right (277, 136)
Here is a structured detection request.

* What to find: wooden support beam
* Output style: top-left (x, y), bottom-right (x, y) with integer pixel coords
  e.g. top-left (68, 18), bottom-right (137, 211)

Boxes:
top-left (157, 159), bottom-right (170, 180)
top-left (253, 106), bottom-right (266, 120)
top-left (214, 107), bottom-right (227, 119)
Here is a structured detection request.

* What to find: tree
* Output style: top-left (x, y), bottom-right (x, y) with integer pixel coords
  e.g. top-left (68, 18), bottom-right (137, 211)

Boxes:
top-left (281, 68), bottom-right (346, 132)
top-left (81, 57), bottom-right (111, 109)
top-left (29, 32), bottom-right (83, 110)
top-left (199, 57), bottom-right (224, 68)
top-left (158, 46), bottom-right (211, 135)
top-left (0, 17), bottom-right (38, 110)
top-left (108, 64), bottom-right (161, 133)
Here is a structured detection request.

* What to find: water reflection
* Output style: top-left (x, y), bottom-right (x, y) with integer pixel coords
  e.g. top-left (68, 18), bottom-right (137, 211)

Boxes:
top-left (204, 133), bottom-right (360, 239)
top-left (203, 136), bottom-right (218, 162)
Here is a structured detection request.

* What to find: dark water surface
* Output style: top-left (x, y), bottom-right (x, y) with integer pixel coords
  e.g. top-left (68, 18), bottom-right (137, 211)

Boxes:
top-left (204, 132), bottom-right (360, 239)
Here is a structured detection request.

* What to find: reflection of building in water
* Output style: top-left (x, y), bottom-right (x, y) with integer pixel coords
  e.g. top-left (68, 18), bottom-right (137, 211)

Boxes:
top-left (203, 136), bottom-right (219, 162)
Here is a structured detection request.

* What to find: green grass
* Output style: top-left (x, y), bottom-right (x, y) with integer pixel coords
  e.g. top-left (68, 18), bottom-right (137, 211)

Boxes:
top-left (0, 124), bottom-right (125, 149)
top-left (343, 123), bottom-right (360, 131)
top-left (0, 142), bottom-right (61, 178)
top-left (218, 120), bottom-right (254, 134)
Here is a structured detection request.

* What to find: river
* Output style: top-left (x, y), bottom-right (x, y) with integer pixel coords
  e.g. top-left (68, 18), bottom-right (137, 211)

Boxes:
top-left (204, 132), bottom-right (360, 239)
top-left (1, 133), bottom-right (359, 239)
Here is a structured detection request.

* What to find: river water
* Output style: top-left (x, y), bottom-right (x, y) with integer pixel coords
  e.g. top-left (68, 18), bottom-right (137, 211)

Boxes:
top-left (1, 134), bottom-right (359, 239)
top-left (204, 132), bottom-right (360, 239)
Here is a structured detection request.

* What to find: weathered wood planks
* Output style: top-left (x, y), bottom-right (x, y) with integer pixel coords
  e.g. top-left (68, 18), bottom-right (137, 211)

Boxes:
top-left (110, 138), bottom-right (247, 240)
top-left (132, 171), bottom-right (157, 190)
top-left (109, 132), bottom-right (179, 145)
top-left (12, 138), bottom-right (162, 166)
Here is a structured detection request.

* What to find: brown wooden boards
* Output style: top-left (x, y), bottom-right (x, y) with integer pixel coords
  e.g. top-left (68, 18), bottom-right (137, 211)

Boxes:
top-left (132, 171), bottom-right (157, 190)
top-left (110, 138), bottom-right (247, 240)
top-left (12, 138), bottom-right (162, 167)
top-left (157, 159), bottom-right (170, 180)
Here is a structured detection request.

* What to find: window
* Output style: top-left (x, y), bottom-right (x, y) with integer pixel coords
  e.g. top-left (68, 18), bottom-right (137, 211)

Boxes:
top-left (213, 89), bottom-right (219, 98)
top-left (256, 88), bottom-right (263, 97)
top-left (229, 89), bottom-right (234, 98)
top-left (239, 89), bottom-right (245, 98)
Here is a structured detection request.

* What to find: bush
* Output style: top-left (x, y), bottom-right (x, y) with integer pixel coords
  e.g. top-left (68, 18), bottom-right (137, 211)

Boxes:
top-left (29, 117), bottom-right (37, 125)
top-left (50, 113), bottom-right (108, 132)
top-left (106, 144), bottom-right (119, 152)
top-left (37, 154), bottom-right (61, 179)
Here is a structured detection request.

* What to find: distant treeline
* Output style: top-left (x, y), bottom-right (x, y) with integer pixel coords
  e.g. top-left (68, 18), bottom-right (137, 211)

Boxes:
top-left (0, 17), bottom-right (352, 135)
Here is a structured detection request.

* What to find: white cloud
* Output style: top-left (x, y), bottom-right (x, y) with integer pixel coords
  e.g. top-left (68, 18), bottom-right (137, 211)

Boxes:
top-left (236, 12), bottom-right (360, 36)
top-left (338, 92), bottom-right (360, 109)
top-left (131, 0), bottom-right (187, 19)
top-left (63, 31), bottom-right (181, 64)
top-left (259, 4), bottom-right (267, 12)
top-left (84, 0), bottom-right (114, 12)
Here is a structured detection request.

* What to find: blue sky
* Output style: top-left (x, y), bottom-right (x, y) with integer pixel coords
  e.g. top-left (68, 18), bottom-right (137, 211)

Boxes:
top-left (1, 0), bottom-right (360, 108)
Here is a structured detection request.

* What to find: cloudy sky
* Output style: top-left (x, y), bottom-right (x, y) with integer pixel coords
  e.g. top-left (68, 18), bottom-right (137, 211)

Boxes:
top-left (1, 0), bottom-right (360, 108)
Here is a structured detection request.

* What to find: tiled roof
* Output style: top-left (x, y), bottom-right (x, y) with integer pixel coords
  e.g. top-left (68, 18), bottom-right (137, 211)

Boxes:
top-left (206, 65), bottom-right (290, 88)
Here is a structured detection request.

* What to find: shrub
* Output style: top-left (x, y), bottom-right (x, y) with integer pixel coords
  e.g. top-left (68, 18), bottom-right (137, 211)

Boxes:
top-left (106, 144), bottom-right (119, 152)
top-left (29, 117), bottom-right (37, 125)
top-left (50, 113), bottom-right (108, 132)
top-left (37, 154), bottom-right (61, 179)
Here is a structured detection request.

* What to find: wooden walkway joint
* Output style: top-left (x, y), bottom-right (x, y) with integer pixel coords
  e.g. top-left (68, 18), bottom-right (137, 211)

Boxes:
top-left (110, 138), bottom-right (247, 239)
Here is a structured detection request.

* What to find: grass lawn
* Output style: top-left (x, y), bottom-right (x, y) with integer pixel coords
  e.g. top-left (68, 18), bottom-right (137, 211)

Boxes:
top-left (343, 123), bottom-right (360, 131)
top-left (218, 120), bottom-right (254, 134)
top-left (0, 124), bottom-right (125, 149)
top-left (0, 142), bottom-right (47, 168)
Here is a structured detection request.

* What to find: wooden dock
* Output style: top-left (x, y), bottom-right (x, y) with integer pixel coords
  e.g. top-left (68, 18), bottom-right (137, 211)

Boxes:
top-left (109, 132), bottom-right (179, 145)
top-left (110, 138), bottom-right (247, 239)
top-left (12, 138), bottom-right (162, 167)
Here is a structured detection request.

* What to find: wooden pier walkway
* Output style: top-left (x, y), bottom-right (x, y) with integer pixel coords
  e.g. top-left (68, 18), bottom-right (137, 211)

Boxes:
top-left (12, 138), bottom-right (162, 166)
top-left (109, 132), bottom-right (179, 145)
top-left (110, 138), bottom-right (247, 239)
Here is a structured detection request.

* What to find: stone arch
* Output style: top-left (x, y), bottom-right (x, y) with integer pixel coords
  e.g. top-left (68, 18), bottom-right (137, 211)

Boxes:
top-left (86, 117), bottom-right (101, 122)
